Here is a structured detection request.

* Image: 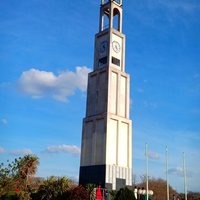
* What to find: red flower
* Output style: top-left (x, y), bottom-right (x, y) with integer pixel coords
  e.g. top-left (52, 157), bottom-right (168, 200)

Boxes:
top-left (15, 188), bottom-right (20, 193)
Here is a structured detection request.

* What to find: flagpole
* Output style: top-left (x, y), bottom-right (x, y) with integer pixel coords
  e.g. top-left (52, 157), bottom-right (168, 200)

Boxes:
top-left (166, 146), bottom-right (169, 200)
top-left (145, 143), bottom-right (149, 200)
top-left (183, 152), bottom-right (187, 200)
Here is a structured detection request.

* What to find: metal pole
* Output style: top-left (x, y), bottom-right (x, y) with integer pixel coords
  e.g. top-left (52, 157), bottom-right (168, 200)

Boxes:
top-left (166, 146), bottom-right (169, 200)
top-left (183, 152), bottom-right (187, 200)
top-left (145, 143), bottom-right (149, 200)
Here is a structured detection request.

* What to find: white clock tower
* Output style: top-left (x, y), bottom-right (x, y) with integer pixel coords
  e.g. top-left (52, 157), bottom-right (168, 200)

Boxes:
top-left (79, 0), bottom-right (132, 190)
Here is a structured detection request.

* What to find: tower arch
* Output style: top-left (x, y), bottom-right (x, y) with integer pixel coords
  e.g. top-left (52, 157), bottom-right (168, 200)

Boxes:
top-left (100, 7), bottom-right (110, 31)
top-left (113, 7), bottom-right (121, 31)
top-left (99, 0), bottom-right (123, 32)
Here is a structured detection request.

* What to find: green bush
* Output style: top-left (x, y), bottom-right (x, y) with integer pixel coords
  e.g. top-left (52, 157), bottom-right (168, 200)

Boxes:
top-left (58, 186), bottom-right (89, 200)
top-left (114, 187), bottom-right (135, 200)
top-left (0, 191), bottom-right (19, 200)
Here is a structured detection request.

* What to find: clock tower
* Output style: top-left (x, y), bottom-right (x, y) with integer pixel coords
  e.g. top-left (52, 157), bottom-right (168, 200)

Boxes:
top-left (79, 0), bottom-right (132, 190)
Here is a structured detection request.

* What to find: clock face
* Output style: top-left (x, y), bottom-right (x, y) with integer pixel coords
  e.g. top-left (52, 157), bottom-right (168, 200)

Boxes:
top-left (112, 41), bottom-right (121, 53)
top-left (99, 41), bottom-right (108, 54)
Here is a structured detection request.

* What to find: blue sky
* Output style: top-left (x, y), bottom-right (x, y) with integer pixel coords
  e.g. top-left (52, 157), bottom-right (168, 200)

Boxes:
top-left (0, 0), bottom-right (200, 193)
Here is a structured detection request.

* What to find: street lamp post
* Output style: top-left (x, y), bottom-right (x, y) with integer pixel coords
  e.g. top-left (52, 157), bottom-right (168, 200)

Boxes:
top-left (166, 146), bottom-right (169, 200)
top-left (183, 152), bottom-right (187, 200)
top-left (145, 143), bottom-right (149, 200)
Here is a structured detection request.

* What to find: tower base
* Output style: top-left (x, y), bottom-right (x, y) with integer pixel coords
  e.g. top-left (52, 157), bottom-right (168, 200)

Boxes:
top-left (79, 165), bottom-right (106, 188)
top-left (79, 165), bottom-right (132, 190)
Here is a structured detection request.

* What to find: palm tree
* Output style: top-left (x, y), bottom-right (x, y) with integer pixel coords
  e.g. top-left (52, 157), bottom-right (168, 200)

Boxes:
top-left (39, 177), bottom-right (56, 200)
top-left (36, 176), bottom-right (71, 200)
top-left (56, 176), bottom-right (72, 197)
top-left (16, 155), bottom-right (39, 199)
top-left (17, 155), bottom-right (39, 189)
top-left (86, 183), bottom-right (96, 200)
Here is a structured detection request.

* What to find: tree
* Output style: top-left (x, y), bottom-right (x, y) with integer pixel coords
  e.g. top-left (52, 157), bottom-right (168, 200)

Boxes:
top-left (109, 190), bottom-right (117, 200)
top-left (34, 176), bottom-right (71, 200)
top-left (114, 187), bottom-right (135, 200)
top-left (179, 192), bottom-right (200, 200)
top-left (0, 155), bottom-right (39, 199)
top-left (17, 155), bottom-right (39, 190)
top-left (0, 160), bottom-right (14, 196)
top-left (86, 183), bottom-right (96, 200)
top-left (60, 186), bottom-right (89, 200)
top-left (136, 178), bottom-right (176, 200)
top-left (29, 176), bottom-right (44, 192)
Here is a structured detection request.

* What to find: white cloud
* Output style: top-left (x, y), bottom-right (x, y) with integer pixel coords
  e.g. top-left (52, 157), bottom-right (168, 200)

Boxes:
top-left (0, 147), bottom-right (5, 154)
top-left (17, 67), bottom-right (91, 102)
top-left (168, 166), bottom-right (193, 178)
top-left (168, 167), bottom-right (184, 176)
top-left (10, 149), bottom-right (33, 156)
top-left (148, 151), bottom-right (160, 160)
top-left (1, 118), bottom-right (8, 125)
top-left (45, 144), bottom-right (80, 155)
